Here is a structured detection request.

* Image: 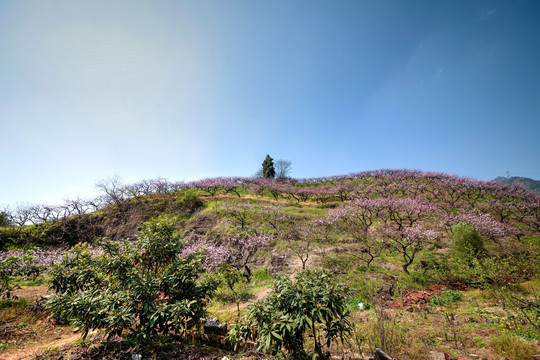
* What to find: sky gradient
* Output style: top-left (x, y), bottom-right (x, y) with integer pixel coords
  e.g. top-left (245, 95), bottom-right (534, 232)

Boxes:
top-left (1, 0), bottom-right (540, 207)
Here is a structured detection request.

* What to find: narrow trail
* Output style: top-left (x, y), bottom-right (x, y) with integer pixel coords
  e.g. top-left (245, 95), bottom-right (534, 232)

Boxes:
top-left (239, 287), bottom-right (272, 310)
top-left (0, 332), bottom-right (94, 360)
top-left (0, 286), bottom-right (95, 360)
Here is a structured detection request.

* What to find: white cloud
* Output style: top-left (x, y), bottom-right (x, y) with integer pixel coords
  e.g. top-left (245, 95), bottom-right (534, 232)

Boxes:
top-left (480, 9), bottom-right (496, 21)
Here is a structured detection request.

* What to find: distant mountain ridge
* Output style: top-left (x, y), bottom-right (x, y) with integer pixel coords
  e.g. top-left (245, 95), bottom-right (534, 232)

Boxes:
top-left (493, 176), bottom-right (540, 194)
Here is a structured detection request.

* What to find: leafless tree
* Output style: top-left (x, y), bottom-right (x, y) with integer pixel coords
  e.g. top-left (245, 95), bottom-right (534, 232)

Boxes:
top-left (275, 159), bottom-right (292, 179)
top-left (11, 204), bottom-right (34, 226)
top-left (96, 175), bottom-right (128, 209)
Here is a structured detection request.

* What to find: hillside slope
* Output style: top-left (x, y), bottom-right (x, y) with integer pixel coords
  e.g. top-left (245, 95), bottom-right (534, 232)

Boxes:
top-left (1, 169), bottom-right (539, 359)
top-left (494, 176), bottom-right (540, 194)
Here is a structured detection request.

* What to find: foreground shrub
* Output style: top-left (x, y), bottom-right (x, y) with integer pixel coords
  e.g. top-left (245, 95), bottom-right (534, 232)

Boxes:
top-left (45, 216), bottom-right (216, 344)
top-left (229, 269), bottom-right (351, 359)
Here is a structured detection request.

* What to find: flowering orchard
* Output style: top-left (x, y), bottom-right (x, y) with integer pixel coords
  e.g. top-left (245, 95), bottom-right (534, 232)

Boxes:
top-left (0, 169), bottom-right (539, 358)
top-left (2, 170), bottom-right (538, 235)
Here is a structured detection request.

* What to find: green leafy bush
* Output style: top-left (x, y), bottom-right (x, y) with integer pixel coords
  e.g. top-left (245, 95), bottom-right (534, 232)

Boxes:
top-left (45, 217), bottom-right (216, 344)
top-left (409, 271), bottom-right (428, 286)
top-left (429, 289), bottom-right (463, 306)
top-left (230, 269), bottom-right (351, 359)
top-left (0, 212), bottom-right (11, 227)
top-left (0, 222), bottom-right (65, 249)
top-left (450, 222), bottom-right (487, 263)
top-left (429, 223), bottom-right (490, 286)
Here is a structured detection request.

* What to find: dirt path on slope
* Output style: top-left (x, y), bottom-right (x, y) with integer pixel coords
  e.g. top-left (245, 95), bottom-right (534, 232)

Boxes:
top-left (0, 331), bottom-right (96, 360)
top-left (0, 286), bottom-right (93, 360)
top-left (239, 287), bottom-right (272, 311)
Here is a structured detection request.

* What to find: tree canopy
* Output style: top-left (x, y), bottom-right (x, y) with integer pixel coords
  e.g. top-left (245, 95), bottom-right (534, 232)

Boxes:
top-left (262, 155), bottom-right (276, 178)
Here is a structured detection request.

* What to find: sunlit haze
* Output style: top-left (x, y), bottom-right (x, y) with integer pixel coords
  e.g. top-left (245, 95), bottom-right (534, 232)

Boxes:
top-left (1, 0), bottom-right (540, 206)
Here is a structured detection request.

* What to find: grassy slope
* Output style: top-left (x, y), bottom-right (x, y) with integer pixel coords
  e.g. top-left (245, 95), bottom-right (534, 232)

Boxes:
top-left (2, 173), bottom-right (540, 359)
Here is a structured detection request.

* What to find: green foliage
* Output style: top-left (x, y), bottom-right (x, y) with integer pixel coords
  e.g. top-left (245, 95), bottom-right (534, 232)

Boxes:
top-left (251, 268), bottom-right (273, 285)
top-left (428, 223), bottom-right (493, 286)
top-left (174, 189), bottom-right (204, 212)
top-left (0, 222), bottom-right (64, 249)
top-left (227, 321), bottom-right (254, 352)
top-left (347, 293), bottom-right (371, 311)
top-left (262, 155), bottom-right (276, 179)
top-left (0, 252), bottom-right (45, 298)
top-left (429, 290), bottom-right (463, 306)
top-left (450, 222), bottom-right (487, 263)
top-left (0, 212), bottom-right (11, 227)
top-left (213, 264), bottom-right (250, 317)
top-left (409, 271), bottom-right (428, 286)
top-left (45, 217), bottom-right (216, 344)
top-left (0, 256), bottom-right (19, 299)
top-left (48, 243), bottom-right (102, 295)
top-left (232, 269), bottom-right (351, 359)
top-left (0, 227), bottom-right (18, 250)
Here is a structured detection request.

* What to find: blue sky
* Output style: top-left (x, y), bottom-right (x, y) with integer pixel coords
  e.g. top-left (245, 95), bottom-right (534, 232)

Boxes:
top-left (1, 0), bottom-right (540, 206)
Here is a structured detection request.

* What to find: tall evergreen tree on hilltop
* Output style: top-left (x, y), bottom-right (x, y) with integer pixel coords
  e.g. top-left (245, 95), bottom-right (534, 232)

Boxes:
top-left (262, 155), bottom-right (276, 178)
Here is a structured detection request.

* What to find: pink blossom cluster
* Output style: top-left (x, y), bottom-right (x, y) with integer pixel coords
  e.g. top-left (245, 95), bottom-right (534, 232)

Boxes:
top-left (440, 211), bottom-right (516, 240)
top-left (0, 247), bottom-right (67, 267)
top-left (402, 225), bottom-right (438, 242)
top-left (179, 242), bottom-right (230, 270)
top-left (179, 233), bottom-right (272, 270)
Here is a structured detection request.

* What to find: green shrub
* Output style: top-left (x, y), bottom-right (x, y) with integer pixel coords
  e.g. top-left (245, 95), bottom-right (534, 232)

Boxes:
top-left (450, 222), bottom-right (487, 263)
top-left (174, 189), bottom-right (204, 212)
top-left (429, 290), bottom-right (463, 306)
top-left (230, 269), bottom-right (351, 359)
top-left (409, 271), bottom-right (428, 286)
top-left (429, 223), bottom-right (491, 286)
top-left (0, 256), bottom-right (19, 299)
top-left (0, 212), bottom-right (11, 227)
top-left (0, 227), bottom-right (22, 249)
top-left (0, 222), bottom-right (66, 249)
top-left (45, 217), bottom-right (216, 344)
